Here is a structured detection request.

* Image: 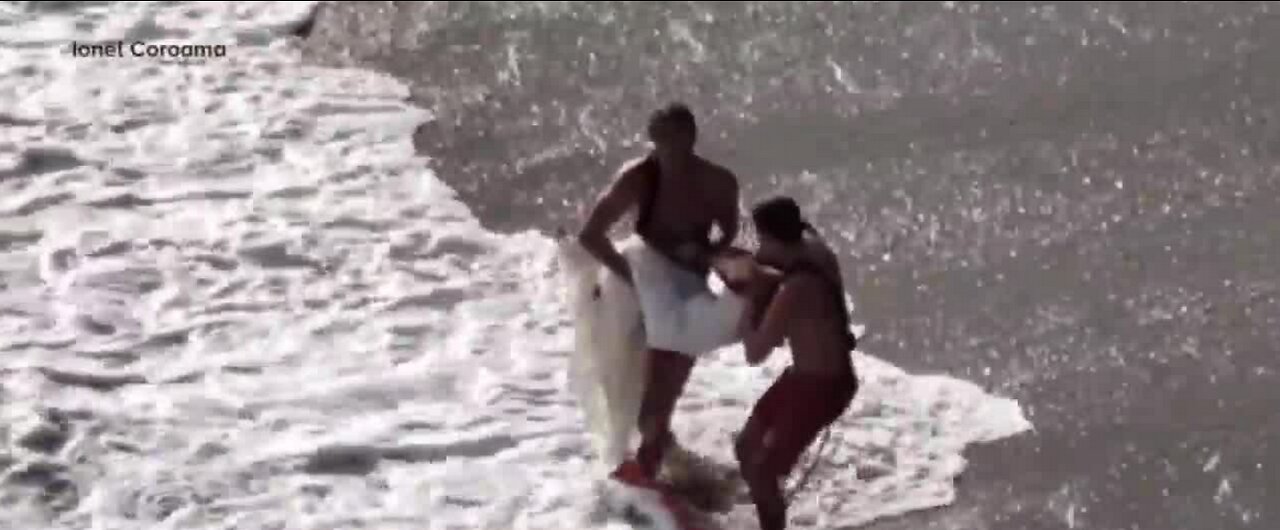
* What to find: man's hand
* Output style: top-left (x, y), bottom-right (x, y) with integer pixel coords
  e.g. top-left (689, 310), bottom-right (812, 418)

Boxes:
top-left (712, 255), bottom-right (753, 284)
top-left (613, 259), bottom-right (635, 285)
top-left (711, 252), bottom-right (766, 293)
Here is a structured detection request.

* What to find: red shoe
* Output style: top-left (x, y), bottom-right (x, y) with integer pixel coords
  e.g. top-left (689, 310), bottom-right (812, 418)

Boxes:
top-left (611, 460), bottom-right (709, 530)
top-left (610, 459), bottom-right (658, 488)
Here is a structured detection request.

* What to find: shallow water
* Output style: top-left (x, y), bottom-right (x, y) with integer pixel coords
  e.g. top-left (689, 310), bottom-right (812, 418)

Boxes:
top-left (0, 2), bottom-right (1030, 529)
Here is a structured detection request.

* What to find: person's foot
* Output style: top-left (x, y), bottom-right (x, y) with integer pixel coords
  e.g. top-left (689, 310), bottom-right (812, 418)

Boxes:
top-left (610, 459), bottom-right (658, 488)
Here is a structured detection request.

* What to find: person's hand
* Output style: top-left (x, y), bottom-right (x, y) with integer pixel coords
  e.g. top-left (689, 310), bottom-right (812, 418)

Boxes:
top-left (614, 261), bottom-right (634, 286)
top-left (709, 246), bottom-right (750, 267)
top-left (709, 252), bottom-right (738, 273)
top-left (712, 254), bottom-right (758, 292)
top-left (720, 258), bottom-right (756, 285)
top-left (755, 264), bottom-right (783, 281)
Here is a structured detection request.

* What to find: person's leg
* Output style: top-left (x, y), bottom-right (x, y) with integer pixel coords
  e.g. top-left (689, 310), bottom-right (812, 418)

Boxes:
top-left (760, 377), bottom-right (856, 480)
top-left (734, 371), bottom-right (790, 470)
top-left (634, 348), bottom-right (696, 478)
top-left (736, 372), bottom-right (794, 530)
top-left (742, 372), bottom-right (858, 530)
top-left (744, 468), bottom-right (787, 530)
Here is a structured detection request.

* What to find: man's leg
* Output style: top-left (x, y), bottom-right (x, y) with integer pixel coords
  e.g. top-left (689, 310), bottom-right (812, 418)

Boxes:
top-left (736, 372), bottom-right (793, 530)
top-left (743, 467), bottom-right (786, 530)
top-left (634, 348), bottom-right (695, 479)
top-left (734, 371), bottom-right (790, 469)
top-left (740, 371), bottom-right (855, 530)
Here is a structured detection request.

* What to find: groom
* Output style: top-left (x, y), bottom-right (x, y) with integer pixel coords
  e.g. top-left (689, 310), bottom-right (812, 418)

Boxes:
top-left (576, 102), bottom-right (741, 480)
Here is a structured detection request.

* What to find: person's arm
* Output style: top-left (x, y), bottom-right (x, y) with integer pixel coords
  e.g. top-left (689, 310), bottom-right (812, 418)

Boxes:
top-left (679, 170), bottom-right (740, 270)
top-left (710, 252), bottom-right (755, 292)
top-left (577, 163), bottom-right (643, 284)
top-left (711, 172), bottom-right (740, 253)
top-left (738, 275), bottom-right (803, 365)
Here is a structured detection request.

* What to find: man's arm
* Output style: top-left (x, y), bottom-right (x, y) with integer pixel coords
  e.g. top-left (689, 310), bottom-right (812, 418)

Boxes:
top-left (711, 170), bottom-right (741, 252)
top-left (738, 275), bottom-right (803, 365)
top-left (681, 169), bottom-right (740, 271)
top-left (577, 163), bottom-right (643, 284)
top-left (710, 252), bottom-right (756, 293)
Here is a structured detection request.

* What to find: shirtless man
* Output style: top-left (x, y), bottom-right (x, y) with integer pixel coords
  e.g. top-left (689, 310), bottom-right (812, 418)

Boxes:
top-left (732, 196), bottom-right (860, 530)
top-left (577, 102), bottom-right (741, 480)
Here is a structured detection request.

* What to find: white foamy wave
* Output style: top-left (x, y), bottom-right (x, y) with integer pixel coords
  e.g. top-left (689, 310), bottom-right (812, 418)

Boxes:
top-left (0, 2), bottom-right (1031, 530)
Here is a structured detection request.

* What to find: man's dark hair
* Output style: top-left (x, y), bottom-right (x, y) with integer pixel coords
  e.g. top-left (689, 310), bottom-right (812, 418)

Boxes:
top-left (751, 196), bottom-right (811, 244)
top-left (647, 102), bottom-right (697, 139)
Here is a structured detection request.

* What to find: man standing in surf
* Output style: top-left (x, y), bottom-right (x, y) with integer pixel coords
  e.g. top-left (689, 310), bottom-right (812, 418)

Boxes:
top-left (732, 196), bottom-right (860, 530)
top-left (576, 102), bottom-right (742, 481)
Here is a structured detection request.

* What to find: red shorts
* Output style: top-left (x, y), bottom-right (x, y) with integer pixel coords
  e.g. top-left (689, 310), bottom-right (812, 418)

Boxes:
top-left (740, 367), bottom-right (858, 477)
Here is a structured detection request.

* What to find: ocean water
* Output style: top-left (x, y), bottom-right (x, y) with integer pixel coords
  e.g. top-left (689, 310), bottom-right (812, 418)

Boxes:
top-left (0, 2), bottom-right (1030, 530)
top-left (303, 3), bottom-right (1280, 529)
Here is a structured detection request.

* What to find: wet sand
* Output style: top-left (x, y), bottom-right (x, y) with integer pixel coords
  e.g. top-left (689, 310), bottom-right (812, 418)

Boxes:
top-left (302, 2), bottom-right (1279, 528)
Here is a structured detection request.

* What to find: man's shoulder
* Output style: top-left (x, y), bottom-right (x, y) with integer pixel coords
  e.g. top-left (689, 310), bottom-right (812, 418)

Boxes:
top-left (618, 155), bottom-right (654, 176)
top-left (610, 156), bottom-right (654, 191)
top-left (695, 157), bottom-right (739, 189)
top-left (770, 272), bottom-right (820, 316)
top-left (780, 272), bottom-right (830, 316)
top-left (696, 156), bottom-right (737, 178)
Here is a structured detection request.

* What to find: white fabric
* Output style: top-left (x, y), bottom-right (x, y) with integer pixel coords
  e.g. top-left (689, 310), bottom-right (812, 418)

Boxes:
top-left (555, 235), bottom-right (745, 471)
top-left (556, 235), bottom-right (649, 470)
top-left (624, 236), bottom-right (746, 356)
